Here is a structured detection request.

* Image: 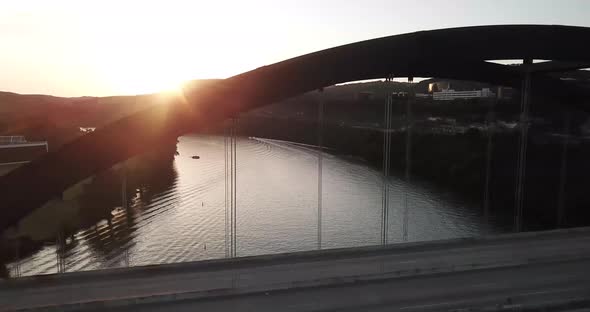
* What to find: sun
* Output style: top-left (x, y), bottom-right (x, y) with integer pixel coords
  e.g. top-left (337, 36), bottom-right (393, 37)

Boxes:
top-left (93, 37), bottom-right (193, 96)
top-left (104, 61), bottom-right (187, 96)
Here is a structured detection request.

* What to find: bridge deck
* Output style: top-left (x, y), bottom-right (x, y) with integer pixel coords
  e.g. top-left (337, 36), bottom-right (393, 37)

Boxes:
top-left (2, 228), bottom-right (590, 311)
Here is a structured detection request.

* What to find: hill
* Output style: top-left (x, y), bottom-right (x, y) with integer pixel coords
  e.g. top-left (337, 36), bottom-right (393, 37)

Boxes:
top-left (0, 80), bottom-right (222, 150)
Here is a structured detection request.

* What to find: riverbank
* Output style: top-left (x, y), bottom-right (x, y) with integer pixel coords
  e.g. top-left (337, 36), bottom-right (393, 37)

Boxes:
top-left (229, 114), bottom-right (590, 231)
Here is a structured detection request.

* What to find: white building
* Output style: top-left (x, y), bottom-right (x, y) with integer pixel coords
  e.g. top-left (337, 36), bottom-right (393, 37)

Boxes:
top-left (433, 88), bottom-right (496, 101)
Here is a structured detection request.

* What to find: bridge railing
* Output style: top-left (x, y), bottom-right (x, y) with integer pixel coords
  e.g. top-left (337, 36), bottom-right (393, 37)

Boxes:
top-left (0, 136), bottom-right (26, 145)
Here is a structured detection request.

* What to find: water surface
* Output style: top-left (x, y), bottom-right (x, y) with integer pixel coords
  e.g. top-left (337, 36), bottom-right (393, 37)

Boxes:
top-left (6, 134), bottom-right (505, 276)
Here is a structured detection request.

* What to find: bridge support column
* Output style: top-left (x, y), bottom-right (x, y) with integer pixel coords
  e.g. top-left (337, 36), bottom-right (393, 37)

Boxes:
top-left (514, 59), bottom-right (532, 232)
top-left (382, 90), bottom-right (392, 245)
top-left (557, 112), bottom-right (571, 227)
top-left (121, 165), bottom-right (130, 267)
top-left (317, 89), bottom-right (324, 250)
top-left (403, 77), bottom-right (414, 242)
top-left (483, 94), bottom-right (497, 221)
top-left (13, 239), bottom-right (21, 277)
top-left (225, 118), bottom-right (238, 258)
top-left (56, 231), bottom-right (66, 273)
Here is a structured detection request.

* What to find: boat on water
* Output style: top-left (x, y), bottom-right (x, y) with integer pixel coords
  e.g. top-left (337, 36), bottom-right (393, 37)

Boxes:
top-left (0, 136), bottom-right (48, 176)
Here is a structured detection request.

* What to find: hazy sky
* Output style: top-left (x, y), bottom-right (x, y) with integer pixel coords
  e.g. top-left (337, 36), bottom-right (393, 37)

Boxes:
top-left (1, 0), bottom-right (589, 96)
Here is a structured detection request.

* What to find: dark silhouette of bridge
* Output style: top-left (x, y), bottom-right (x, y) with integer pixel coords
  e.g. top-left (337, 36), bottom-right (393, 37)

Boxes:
top-left (2, 25), bottom-right (590, 230)
top-left (2, 25), bottom-right (590, 311)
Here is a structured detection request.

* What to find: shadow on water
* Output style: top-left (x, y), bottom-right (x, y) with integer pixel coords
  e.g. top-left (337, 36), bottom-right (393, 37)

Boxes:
top-left (0, 140), bottom-right (178, 277)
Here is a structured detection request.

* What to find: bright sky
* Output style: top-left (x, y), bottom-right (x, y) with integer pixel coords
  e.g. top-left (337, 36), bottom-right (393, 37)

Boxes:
top-left (1, 0), bottom-right (589, 97)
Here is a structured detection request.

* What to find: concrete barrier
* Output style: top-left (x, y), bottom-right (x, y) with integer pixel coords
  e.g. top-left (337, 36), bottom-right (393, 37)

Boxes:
top-left (4, 226), bottom-right (590, 289)
top-left (11, 236), bottom-right (590, 311)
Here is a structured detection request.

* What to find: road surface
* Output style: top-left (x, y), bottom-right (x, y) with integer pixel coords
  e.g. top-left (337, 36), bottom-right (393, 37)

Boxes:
top-left (2, 228), bottom-right (590, 311)
top-left (107, 260), bottom-right (590, 311)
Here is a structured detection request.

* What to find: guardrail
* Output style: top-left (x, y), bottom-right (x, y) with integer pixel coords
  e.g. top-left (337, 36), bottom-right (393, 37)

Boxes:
top-left (0, 136), bottom-right (27, 145)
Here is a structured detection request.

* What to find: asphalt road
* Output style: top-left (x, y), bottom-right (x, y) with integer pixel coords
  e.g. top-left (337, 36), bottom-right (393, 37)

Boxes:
top-left (2, 228), bottom-right (590, 311)
top-left (106, 259), bottom-right (590, 312)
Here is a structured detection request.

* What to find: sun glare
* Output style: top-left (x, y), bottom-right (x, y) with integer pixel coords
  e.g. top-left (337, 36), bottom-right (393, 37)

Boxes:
top-left (78, 2), bottom-right (231, 96)
top-left (99, 54), bottom-right (189, 96)
top-left (1, 1), bottom-right (288, 96)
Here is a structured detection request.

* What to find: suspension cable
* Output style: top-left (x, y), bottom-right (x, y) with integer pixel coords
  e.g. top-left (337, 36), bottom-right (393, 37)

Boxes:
top-left (317, 89), bottom-right (324, 250)
top-left (403, 77), bottom-right (414, 242)
top-left (514, 60), bottom-right (532, 232)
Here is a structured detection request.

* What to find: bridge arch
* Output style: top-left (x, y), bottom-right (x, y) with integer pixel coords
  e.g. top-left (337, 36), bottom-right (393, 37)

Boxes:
top-left (2, 24), bottom-right (590, 229)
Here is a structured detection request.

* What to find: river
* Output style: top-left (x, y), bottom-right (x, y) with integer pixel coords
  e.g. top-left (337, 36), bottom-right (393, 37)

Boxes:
top-left (5, 134), bottom-right (508, 277)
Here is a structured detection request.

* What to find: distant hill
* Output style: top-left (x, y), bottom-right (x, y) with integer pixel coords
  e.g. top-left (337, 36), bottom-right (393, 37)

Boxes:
top-left (0, 79), bottom-right (226, 149)
top-left (246, 79), bottom-right (499, 124)
top-left (5, 74), bottom-right (585, 150)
